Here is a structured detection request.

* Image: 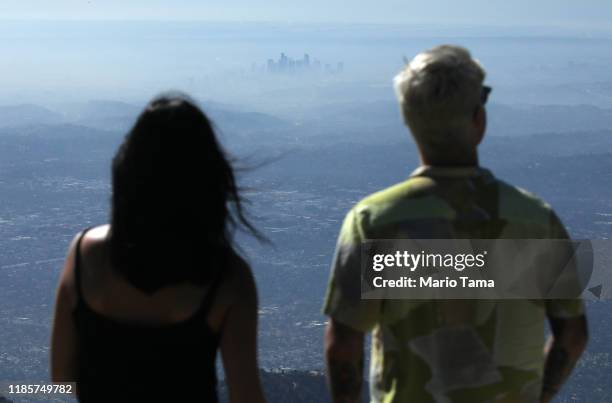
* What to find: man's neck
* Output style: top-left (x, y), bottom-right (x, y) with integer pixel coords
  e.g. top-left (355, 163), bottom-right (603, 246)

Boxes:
top-left (419, 158), bottom-right (479, 167)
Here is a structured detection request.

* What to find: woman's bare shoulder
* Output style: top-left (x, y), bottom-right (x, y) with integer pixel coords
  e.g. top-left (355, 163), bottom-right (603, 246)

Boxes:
top-left (57, 225), bottom-right (110, 308)
top-left (80, 225), bottom-right (110, 254)
top-left (81, 224), bottom-right (111, 266)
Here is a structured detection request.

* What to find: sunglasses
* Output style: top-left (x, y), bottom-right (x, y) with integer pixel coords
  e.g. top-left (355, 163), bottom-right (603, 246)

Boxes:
top-left (481, 85), bottom-right (492, 105)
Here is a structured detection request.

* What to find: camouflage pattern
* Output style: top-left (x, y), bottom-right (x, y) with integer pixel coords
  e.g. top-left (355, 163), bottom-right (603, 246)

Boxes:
top-left (323, 166), bottom-right (584, 403)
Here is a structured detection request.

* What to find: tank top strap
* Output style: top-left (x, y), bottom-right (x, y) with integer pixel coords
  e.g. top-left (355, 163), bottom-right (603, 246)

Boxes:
top-left (73, 227), bottom-right (94, 303)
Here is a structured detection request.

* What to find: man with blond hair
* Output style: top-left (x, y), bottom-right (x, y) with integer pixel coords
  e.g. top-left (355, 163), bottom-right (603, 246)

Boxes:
top-left (323, 45), bottom-right (588, 403)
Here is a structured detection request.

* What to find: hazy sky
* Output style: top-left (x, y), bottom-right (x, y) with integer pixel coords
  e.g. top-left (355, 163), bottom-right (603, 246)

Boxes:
top-left (1, 0), bottom-right (612, 28)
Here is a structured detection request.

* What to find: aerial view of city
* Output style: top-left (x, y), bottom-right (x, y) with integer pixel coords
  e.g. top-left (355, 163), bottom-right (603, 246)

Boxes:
top-left (1, 2), bottom-right (612, 402)
top-left (257, 52), bottom-right (344, 75)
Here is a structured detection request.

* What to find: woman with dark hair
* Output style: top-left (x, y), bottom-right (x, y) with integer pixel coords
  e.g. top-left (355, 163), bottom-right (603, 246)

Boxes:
top-left (50, 93), bottom-right (266, 403)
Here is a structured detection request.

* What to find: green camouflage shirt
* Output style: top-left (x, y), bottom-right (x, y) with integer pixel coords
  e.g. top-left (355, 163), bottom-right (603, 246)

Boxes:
top-left (323, 165), bottom-right (584, 403)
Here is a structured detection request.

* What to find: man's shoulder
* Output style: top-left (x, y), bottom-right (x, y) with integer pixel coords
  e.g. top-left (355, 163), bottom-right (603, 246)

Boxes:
top-left (353, 175), bottom-right (446, 212)
top-left (494, 178), bottom-right (556, 223)
top-left (359, 176), bottom-right (436, 205)
top-left (348, 173), bottom-right (560, 231)
top-left (349, 176), bottom-right (453, 233)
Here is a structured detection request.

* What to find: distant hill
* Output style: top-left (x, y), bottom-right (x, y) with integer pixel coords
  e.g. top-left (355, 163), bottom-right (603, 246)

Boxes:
top-left (0, 104), bottom-right (65, 128)
top-left (0, 100), bottom-right (291, 145)
top-left (0, 124), bottom-right (120, 169)
top-left (3, 100), bottom-right (609, 147)
top-left (298, 100), bottom-right (612, 141)
top-left (488, 103), bottom-right (612, 136)
top-left (481, 130), bottom-right (612, 158)
top-left (64, 100), bottom-right (143, 132)
top-left (61, 99), bottom-right (291, 136)
top-left (206, 107), bottom-right (289, 133)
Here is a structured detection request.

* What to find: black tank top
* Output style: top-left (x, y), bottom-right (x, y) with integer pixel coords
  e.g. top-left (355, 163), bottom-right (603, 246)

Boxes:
top-left (73, 229), bottom-right (222, 403)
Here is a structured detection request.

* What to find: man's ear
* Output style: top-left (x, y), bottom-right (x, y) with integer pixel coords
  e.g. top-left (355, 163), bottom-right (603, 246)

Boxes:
top-left (473, 105), bottom-right (487, 146)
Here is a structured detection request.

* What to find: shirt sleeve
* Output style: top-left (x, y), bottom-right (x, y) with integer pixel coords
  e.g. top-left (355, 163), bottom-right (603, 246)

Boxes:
top-left (545, 210), bottom-right (586, 318)
top-left (322, 208), bottom-right (381, 332)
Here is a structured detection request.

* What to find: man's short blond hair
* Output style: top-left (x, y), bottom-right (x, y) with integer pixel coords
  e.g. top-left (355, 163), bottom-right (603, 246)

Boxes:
top-left (394, 45), bottom-right (486, 161)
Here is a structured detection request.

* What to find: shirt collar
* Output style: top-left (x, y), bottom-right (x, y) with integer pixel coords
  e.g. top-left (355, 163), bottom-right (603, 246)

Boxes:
top-left (410, 165), bottom-right (494, 179)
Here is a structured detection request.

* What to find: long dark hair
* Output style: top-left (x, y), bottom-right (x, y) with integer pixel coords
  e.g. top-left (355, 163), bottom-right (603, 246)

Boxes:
top-left (109, 92), bottom-right (259, 294)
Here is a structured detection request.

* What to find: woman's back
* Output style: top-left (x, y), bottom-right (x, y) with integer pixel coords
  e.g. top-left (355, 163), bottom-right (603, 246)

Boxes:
top-left (51, 94), bottom-right (266, 403)
top-left (73, 226), bottom-right (229, 402)
top-left (75, 225), bottom-right (229, 329)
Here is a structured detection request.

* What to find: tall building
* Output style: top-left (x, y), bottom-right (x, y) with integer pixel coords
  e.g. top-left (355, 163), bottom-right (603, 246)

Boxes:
top-left (263, 52), bottom-right (343, 75)
top-left (280, 52), bottom-right (288, 70)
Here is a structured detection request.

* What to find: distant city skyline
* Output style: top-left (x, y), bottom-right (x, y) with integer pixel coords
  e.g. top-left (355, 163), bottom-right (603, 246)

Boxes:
top-left (260, 53), bottom-right (344, 75)
top-left (0, 1), bottom-right (611, 29)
